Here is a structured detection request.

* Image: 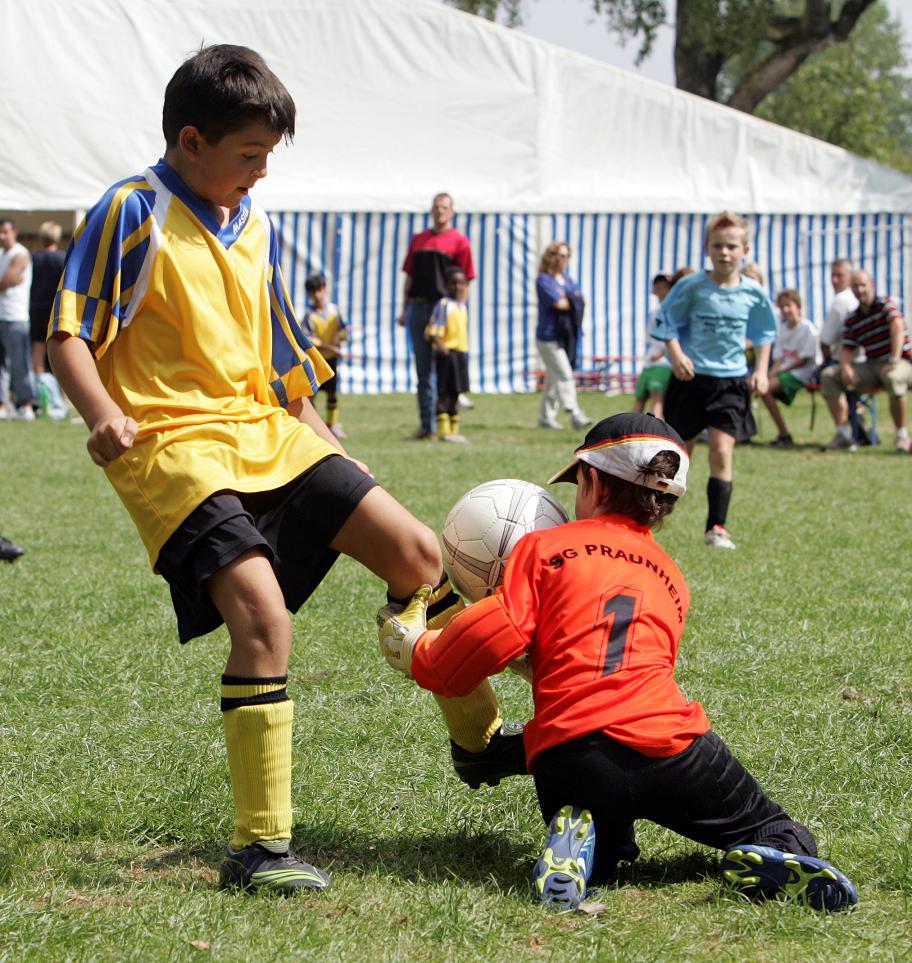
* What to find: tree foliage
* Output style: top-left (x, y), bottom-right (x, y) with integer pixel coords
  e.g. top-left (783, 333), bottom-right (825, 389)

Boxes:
top-left (752, 4), bottom-right (912, 173)
top-left (446, 0), bottom-right (878, 111)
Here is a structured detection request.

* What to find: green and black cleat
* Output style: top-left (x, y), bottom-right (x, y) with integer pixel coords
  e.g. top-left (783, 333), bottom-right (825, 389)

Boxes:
top-left (219, 842), bottom-right (331, 895)
top-left (450, 720), bottom-right (528, 789)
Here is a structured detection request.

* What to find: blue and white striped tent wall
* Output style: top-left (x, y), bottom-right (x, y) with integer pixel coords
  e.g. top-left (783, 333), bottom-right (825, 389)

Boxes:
top-left (271, 210), bottom-right (910, 395)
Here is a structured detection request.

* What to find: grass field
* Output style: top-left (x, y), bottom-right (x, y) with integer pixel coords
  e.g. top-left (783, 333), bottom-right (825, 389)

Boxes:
top-left (1, 390), bottom-right (910, 962)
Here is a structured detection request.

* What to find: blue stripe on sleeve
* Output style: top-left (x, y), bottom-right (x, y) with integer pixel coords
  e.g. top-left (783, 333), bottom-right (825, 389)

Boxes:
top-left (56, 179), bottom-right (155, 343)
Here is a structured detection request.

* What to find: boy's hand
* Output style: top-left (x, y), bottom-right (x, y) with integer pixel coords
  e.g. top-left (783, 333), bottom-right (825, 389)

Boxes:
top-left (87, 413), bottom-right (138, 468)
top-left (749, 371), bottom-right (769, 396)
top-left (671, 355), bottom-right (695, 381)
top-left (377, 584), bottom-right (432, 677)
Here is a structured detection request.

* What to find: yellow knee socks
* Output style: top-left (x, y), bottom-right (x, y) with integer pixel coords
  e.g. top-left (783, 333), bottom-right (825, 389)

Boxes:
top-left (221, 675), bottom-right (293, 851)
top-left (426, 577), bottom-right (501, 752)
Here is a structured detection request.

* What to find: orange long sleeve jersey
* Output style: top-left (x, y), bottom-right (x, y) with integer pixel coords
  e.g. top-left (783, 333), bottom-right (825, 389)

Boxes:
top-left (412, 514), bottom-right (710, 767)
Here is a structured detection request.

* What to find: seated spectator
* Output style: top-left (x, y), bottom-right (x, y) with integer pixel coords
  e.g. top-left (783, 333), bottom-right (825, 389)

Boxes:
top-left (821, 270), bottom-right (912, 451)
top-left (741, 262), bottom-right (765, 287)
top-left (633, 273), bottom-right (673, 419)
top-left (760, 290), bottom-right (820, 447)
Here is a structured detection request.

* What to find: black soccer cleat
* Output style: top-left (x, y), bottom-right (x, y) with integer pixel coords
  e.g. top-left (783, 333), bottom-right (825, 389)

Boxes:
top-left (450, 720), bottom-right (528, 789)
top-left (0, 536), bottom-right (24, 563)
top-left (219, 842), bottom-right (331, 895)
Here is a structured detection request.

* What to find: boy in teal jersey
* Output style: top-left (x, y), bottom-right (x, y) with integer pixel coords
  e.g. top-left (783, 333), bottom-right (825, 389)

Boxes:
top-left (47, 44), bottom-right (522, 894)
top-left (652, 212), bottom-right (777, 550)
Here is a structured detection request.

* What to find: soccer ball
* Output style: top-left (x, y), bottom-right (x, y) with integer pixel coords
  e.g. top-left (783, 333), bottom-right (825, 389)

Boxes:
top-left (441, 479), bottom-right (569, 603)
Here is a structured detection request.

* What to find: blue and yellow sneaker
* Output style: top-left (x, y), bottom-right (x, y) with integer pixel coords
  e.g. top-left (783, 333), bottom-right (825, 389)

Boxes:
top-left (219, 842), bottom-right (331, 895)
top-left (721, 844), bottom-right (858, 912)
top-left (532, 805), bottom-right (596, 911)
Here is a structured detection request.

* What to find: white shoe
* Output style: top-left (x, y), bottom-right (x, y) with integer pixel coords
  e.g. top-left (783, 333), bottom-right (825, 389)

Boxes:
top-left (330, 423), bottom-right (348, 440)
top-left (441, 433), bottom-right (469, 444)
top-left (704, 525), bottom-right (737, 549)
top-left (14, 405), bottom-right (36, 422)
top-left (571, 413), bottom-right (593, 430)
top-left (457, 393), bottom-right (475, 410)
top-left (822, 433), bottom-right (856, 452)
top-left (538, 419), bottom-right (563, 430)
top-left (895, 432), bottom-right (910, 453)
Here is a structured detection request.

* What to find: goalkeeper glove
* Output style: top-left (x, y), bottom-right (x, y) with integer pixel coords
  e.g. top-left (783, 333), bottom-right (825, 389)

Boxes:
top-left (377, 583), bottom-right (432, 678)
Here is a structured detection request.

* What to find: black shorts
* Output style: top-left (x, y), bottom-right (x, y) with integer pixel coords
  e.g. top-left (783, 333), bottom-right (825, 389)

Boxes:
top-left (156, 454), bottom-right (377, 643)
top-left (532, 729), bottom-right (815, 881)
top-left (320, 357), bottom-right (339, 400)
top-left (435, 351), bottom-right (469, 409)
top-left (664, 374), bottom-right (756, 443)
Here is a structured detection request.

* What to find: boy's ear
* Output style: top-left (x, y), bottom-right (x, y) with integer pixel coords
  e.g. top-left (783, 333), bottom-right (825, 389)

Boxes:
top-left (177, 126), bottom-right (206, 159)
top-left (591, 466), bottom-right (609, 501)
top-left (582, 464), bottom-right (606, 498)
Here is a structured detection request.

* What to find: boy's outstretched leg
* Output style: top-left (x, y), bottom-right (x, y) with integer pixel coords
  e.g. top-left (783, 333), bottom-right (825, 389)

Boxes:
top-left (721, 845), bottom-right (858, 912)
top-left (334, 488), bottom-right (527, 788)
top-left (209, 550), bottom-right (331, 894)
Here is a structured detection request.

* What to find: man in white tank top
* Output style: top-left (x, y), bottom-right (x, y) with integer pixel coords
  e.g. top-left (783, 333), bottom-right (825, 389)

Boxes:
top-left (0, 218), bottom-right (35, 418)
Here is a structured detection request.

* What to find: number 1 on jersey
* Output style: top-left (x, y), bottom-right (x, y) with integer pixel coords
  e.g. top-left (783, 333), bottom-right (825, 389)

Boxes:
top-left (597, 590), bottom-right (639, 676)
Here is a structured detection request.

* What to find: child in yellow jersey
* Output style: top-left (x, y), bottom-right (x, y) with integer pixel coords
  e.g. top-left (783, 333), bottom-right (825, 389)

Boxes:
top-left (47, 44), bottom-right (524, 895)
top-left (426, 267), bottom-right (471, 443)
top-left (302, 273), bottom-right (348, 439)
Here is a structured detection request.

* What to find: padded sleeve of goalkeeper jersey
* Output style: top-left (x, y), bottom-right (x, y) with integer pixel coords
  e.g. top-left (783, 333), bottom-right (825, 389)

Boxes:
top-left (411, 595), bottom-right (528, 697)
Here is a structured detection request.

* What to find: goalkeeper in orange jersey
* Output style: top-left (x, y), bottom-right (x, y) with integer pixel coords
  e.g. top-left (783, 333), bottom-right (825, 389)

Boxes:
top-left (377, 412), bottom-right (857, 913)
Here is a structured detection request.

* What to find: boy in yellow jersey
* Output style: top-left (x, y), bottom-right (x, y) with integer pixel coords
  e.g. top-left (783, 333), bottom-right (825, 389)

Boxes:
top-left (47, 44), bottom-right (524, 895)
top-left (302, 273), bottom-right (348, 439)
top-left (426, 267), bottom-right (471, 443)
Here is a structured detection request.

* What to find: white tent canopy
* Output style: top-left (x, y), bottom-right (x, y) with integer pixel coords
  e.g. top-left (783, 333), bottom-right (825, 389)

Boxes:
top-left (2, 0), bottom-right (911, 215)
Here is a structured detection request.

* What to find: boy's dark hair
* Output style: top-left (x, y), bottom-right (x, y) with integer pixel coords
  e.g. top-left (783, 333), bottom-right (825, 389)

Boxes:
top-left (589, 451), bottom-right (681, 530)
top-left (305, 273), bottom-right (327, 295)
top-left (163, 44), bottom-right (296, 147)
top-left (0, 217), bottom-right (16, 230)
top-left (445, 266), bottom-right (467, 282)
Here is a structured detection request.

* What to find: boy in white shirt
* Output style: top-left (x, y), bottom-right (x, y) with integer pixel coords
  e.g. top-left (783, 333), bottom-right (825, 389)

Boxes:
top-left (760, 289), bottom-right (820, 447)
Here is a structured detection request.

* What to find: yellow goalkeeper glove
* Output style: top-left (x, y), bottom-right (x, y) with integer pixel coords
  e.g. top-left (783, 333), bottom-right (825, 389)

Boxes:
top-left (376, 584), bottom-right (432, 678)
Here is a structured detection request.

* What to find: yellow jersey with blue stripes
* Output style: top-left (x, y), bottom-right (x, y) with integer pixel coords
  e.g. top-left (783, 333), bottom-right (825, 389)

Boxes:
top-left (303, 302), bottom-right (347, 359)
top-left (426, 298), bottom-right (469, 352)
top-left (51, 159), bottom-right (335, 566)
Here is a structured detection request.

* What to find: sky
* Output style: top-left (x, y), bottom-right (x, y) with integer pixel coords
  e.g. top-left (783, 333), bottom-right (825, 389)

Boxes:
top-left (443, 0), bottom-right (912, 88)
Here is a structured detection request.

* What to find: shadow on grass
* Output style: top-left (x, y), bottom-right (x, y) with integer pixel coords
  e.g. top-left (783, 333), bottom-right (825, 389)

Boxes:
top-left (114, 826), bottom-right (531, 894)
top-left (610, 851), bottom-right (720, 889)
top-left (117, 829), bottom-right (720, 898)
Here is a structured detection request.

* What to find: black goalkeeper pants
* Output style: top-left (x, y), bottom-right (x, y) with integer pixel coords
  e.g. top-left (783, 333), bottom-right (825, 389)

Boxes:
top-left (531, 729), bottom-right (816, 880)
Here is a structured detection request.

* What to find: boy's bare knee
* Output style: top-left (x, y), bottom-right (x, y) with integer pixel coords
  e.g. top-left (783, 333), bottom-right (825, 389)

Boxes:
top-left (225, 601), bottom-right (292, 674)
top-left (399, 523), bottom-right (443, 590)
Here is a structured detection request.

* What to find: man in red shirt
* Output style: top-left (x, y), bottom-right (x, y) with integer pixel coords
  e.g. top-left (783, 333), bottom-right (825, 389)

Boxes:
top-left (378, 413), bottom-right (857, 913)
top-left (398, 193), bottom-right (474, 440)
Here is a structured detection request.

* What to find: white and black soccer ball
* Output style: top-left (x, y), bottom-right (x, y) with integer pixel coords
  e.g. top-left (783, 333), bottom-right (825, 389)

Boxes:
top-left (441, 478), bottom-right (569, 603)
